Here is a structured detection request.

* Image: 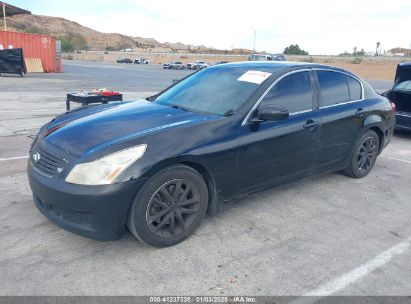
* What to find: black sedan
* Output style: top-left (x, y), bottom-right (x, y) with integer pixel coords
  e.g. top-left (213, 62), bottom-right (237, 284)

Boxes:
top-left (116, 58), bottom-right (133, 64)
top-left (383, 62), bottom-right (411, 131)
top-left (28, 62), bottom-right (395, 247)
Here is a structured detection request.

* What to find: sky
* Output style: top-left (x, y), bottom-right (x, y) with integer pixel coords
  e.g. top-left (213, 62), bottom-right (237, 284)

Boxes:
top-left (6, 0), bottom-right (411, 55)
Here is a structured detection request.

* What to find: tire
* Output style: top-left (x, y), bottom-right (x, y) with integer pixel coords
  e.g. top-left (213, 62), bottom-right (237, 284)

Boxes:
top-left (127, 165), bottom-right (208, 247)
top-left (342, 129), bottom-right (380, 178)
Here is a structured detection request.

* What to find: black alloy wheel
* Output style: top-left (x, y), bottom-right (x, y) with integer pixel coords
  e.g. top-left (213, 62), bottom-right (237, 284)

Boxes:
top-left (127, 165), bottom-right (208, 247)
top-left (343, 129), bottom-right (380, 178)
top-left (146, 179), bottom-right (201, 238)
top-left (357, 136), bottom-right (378, 173)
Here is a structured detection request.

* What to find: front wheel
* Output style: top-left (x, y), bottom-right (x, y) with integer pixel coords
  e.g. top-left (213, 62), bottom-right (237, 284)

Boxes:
top-left (127, 165), bottom-right (208, 247)
top-left (342, 129), bottom-right (380, 178)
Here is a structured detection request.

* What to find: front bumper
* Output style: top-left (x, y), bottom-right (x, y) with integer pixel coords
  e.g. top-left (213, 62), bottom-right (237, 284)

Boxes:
top-left (395, 111), bottom-right (411, 131)
top-left (28, 161), bottom-right (147, 241)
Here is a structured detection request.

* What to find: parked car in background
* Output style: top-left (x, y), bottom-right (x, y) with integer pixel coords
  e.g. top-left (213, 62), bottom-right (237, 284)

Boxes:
top-left (163, 61), bottom-right (185, 70)
top-left (117, 58), bottom-right (133, 64)
top-left (28, 62), bottom-right (395, 247)
top-left (191, 61), bottom-right (209, 70)
top-left (248, 54), bottom-right (286, 61)
top-left (134, 58), bottom-right (150, 64)
top-left (248, 54), bottom-right (273, 61)
top-left (271, 54), bottom-right (286, 61)
top-left (383, 62), bottom-right (411, 131)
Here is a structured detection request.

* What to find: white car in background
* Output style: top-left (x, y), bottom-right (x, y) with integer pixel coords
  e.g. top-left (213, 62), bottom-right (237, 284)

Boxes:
top-left (134, 58), bottom-right (150, 64)
top-left (191, 61), bottom-right (209, 70)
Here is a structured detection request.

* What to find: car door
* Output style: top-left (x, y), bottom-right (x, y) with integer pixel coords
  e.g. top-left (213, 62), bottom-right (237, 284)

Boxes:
top-left (234, 70), bottom-right (321, 195)
top-left (314, 70), bottom-right (365, 171)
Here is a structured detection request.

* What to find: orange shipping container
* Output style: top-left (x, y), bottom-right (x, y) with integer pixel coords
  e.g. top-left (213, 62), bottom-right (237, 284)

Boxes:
top-left (0, 30), bottom-right (62, 73)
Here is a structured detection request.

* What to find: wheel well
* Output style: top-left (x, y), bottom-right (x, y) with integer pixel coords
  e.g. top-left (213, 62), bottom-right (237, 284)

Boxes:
top-left (369, 126), bottom-right (384, 153)
top-left (180, 161), bottom-right (219, 216)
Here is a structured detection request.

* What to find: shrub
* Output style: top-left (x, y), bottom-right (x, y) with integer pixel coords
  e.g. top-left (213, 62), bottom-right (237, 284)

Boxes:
top-left (24, 26), bottom-right (48, 35)
top-left (351, 57), bottom-right (363, 64)
top-left (59, 32), bottom-right (88, 52)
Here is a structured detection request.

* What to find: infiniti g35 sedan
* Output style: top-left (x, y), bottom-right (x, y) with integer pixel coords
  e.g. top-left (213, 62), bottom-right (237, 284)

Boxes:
top-left (28, 62), bottom-right (395, 247)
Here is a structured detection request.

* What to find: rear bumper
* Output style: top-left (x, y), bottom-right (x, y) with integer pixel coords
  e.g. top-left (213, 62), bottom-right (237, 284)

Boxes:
top-left (395, 111), bottom-right (411, 131)
top-left (28, 161), bottom-right (147, 241)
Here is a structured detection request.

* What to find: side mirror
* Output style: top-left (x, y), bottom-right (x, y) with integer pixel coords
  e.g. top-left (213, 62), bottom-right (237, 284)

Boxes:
top-left (256, 104), bottom-right (289, 121)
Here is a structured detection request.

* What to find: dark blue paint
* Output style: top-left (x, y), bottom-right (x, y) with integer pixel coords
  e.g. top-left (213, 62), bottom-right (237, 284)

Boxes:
top-left (27, 62), bottom-right (396, 241)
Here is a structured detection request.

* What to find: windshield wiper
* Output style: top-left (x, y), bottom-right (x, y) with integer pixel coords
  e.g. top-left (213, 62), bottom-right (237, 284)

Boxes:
top-left (170, 104), bottom-right (192, 112)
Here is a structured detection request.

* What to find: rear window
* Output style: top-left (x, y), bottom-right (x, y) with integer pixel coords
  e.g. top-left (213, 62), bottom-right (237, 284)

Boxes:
top-left (317, 71), bottom-right (350, 106)
top-left (347, 76), bottom-right (362, 100)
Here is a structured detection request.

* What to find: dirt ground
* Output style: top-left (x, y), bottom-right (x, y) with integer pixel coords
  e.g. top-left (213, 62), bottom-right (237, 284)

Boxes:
top-left (326, 63), bottom-right (395, 80)
top-left (64, 52), bottom-right (408, 80)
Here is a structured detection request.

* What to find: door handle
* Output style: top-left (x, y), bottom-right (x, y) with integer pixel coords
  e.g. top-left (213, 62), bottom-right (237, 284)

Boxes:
top-left (303, 119), bottom-right (320, 129)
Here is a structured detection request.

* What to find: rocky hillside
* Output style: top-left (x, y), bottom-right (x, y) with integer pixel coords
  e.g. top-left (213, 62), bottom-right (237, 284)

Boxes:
top-left (0, 14), bottom-right (252, 54)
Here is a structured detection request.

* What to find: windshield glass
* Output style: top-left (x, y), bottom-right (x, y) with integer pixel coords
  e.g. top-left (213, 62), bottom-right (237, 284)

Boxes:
top-left (394, 80), bottom-right (411, 92)
top-left (154, 66), bottom-right (274, 115)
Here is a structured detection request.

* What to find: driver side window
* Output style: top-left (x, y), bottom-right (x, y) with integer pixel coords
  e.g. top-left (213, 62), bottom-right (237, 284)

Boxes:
top-left (261, 71), bottom-right (314, 113)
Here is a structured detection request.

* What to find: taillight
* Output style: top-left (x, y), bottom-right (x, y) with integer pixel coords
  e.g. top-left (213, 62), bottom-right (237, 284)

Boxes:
top-left (390, 102), bottom-right (396, 112)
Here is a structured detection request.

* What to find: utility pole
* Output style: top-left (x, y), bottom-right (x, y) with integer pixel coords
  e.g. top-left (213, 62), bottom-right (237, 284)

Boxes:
top-left (250, 26), bottom-right (256, 52)
top-left (2, 3), bottom-right (7, 31)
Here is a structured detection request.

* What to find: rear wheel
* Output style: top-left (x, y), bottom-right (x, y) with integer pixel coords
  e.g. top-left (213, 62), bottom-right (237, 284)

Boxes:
top-left (343, 129), bottom-right (380, 178)
top-left (127, 165), bottom-right (208, 247)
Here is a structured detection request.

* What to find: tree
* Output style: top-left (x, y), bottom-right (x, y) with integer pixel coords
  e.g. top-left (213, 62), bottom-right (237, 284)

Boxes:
top-left (353, 47), bottom-right (358, 56)
top-left (61, 39), bottom-right (74, 52)
top-left (356, 48), bottom-right (365, 56)
top-left (283, 44), bottom-right (309, 55)
top-left (59, 32), bottom-right (88, 52)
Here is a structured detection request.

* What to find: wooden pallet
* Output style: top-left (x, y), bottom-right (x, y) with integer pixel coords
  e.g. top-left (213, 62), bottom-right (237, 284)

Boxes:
top-left (24, 58), bottom-right (44, 73)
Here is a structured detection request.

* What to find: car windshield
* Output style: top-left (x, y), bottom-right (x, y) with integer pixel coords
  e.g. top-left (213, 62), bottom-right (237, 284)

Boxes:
top-left (154, 66), bottom-right (274, 115)
top-left (394, 80), bottom-right (411, 92)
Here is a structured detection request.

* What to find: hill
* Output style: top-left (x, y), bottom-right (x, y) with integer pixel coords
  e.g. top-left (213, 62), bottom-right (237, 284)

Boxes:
top-left (0, 13), bottom-right (252, 54)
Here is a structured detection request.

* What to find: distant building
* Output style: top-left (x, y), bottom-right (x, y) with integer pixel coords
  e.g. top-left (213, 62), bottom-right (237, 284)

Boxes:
top-left (388, 48), bottom-right (411, 56)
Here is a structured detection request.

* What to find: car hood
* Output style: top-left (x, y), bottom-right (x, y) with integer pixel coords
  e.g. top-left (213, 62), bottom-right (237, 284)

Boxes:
top-left (43, 100), bottom-right (219, 157)
top-left (394, 63), bottom-right (411, 85)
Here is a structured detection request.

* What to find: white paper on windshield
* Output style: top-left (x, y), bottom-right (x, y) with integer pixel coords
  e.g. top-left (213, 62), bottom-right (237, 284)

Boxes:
top-left (237, 70), bottom-right (272, 84)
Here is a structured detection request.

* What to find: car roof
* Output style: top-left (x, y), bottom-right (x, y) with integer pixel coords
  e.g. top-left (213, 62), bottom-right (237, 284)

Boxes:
top-left (218, 61), bottom-right (354, 74)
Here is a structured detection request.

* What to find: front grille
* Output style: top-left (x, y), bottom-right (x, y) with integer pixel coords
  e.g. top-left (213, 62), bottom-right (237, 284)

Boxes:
top-left (35, 195), bottom-right (91, 226)
top-left (54, 207), bottom-right (91, 225)
top-left (31, 143), bottom-right (70, 178)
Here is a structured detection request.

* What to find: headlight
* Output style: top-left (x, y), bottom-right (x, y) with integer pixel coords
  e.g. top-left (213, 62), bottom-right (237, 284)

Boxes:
top-left (65, 144), bottom-right (147, 185)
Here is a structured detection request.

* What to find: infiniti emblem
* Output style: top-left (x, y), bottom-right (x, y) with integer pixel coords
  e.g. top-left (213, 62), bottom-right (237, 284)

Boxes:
top-left (32, 152), bottom-right (41, 162)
